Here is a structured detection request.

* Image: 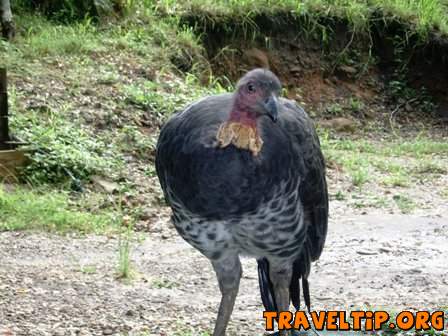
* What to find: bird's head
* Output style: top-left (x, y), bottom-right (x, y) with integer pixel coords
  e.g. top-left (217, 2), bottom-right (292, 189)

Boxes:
top-left (233, 68), bottom-right (282, 123)
top-left (218, 69), bottom-right (282, 156)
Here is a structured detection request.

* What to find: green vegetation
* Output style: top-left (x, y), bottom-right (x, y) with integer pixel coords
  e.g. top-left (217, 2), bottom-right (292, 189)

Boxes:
top-left (117, 223), bottom-right (134, 280)
top-left (393, 194), bottom-right (416, 214)
top-left (123, 73), bottom-right (229, 118)
top-left (80, 265), bottom-right (97, 274)
top-left (163, 0), bottom-right (448, 37)
top-left (19, 17), bottom-right (102, 57)
top-left (0, 185), bottom-right (116, 232)
top-left (321, 130), bottom-right (447, 213)
top-left (440, 188), bottom-right (448, 200)
top-left (172, 321), bottom-right (211, 336)
top-left (334, 190), bottom-right (346, 201)
top-left (152, 278), bottom-right (178, 289)
top-left (326, 103), bottom-right (345, 117)
top-left (14, 0), bottom-right (448, 39)
top-left (117, 234), bottom-right (133, 279)
top-left (11, 108), bottom-right (121, 184)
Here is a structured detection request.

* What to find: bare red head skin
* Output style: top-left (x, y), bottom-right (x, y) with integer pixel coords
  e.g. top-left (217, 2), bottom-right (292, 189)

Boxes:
top-left (228, 68), bottom-right (282, 128)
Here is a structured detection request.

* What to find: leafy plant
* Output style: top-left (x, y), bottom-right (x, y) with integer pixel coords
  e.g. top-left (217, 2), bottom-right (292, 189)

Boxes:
top-left (351, 167), bottom-right (369, 187)
top-left (393, 194), bottom-right (416, 214)
top-left (348, 97), bottom-right (364, 113)
top-left (117, 227), bottom-right (133, 280)
top-left (335, 190), bottom-right (346, 201)
top-left (123, 73), bottom-right (230, 118)
top-left (326, 103), bottom-right (344, 116)
top-left (116, 195), bottom-right (135, 280)
top-left (10, 107), bottom-right (123, 184)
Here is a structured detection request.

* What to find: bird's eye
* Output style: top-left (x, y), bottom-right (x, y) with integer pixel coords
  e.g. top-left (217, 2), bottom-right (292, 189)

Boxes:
top-left (247, 83), bottom-right (256, 93)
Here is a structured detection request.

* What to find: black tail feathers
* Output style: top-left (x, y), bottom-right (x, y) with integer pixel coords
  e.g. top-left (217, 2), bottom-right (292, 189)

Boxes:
top-left (302, 277), bottom-right (311, 313)
top-left (257, 258), bottom-right (277, 312)
top-left (291, 255), bottom-right (312, 313)
top-left (257, 256), bottom-right (311, 313)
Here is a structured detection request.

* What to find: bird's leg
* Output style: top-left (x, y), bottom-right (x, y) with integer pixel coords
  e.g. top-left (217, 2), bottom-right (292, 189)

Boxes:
top-left (211, 255), bottom-right (242, 336)
top-left (269, 264), bottom-right (293, 336)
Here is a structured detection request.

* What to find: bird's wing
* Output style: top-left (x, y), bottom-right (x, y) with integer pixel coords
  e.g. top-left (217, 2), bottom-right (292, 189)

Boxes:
top-left (277, 99), bottom-right (328, 311)
top-left (278, 98), bottom-right (328, 261)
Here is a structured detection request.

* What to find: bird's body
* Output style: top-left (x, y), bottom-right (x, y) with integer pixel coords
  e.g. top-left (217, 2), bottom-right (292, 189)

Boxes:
top-left (156, 69), bottom-right (328, 336)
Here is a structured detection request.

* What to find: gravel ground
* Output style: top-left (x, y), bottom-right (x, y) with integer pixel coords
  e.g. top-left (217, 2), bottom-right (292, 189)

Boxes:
top-left (0, 212), bottom-right (447, 336)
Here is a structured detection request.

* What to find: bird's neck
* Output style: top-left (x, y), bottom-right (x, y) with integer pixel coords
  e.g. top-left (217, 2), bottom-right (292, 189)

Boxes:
top-left (215, 97), bottom-right (263, 156)
top-left (228, 97), bottom-right (257, 128)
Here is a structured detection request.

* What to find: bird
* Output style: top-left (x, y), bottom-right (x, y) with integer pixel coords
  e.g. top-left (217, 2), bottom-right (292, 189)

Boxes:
top-left (155, 68), bottom-right (328, 336)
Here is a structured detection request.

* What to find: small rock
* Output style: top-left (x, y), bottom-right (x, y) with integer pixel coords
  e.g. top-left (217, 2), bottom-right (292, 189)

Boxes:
top-left (94, 0), bottom-right (122, 18)
top-left (52, 329), bottom-right (65, 336)
top-left (338, 65), bottom-right (357, 75)
top-left (356, 249), bottom-right (378, 255)
top-left (290, 66), bottom-right (301, 74)
top-left (1, 183), bottom-right (16, 193)
top-left (91, 175), bottom-right (120, 194)
top-left (139, 208), bottom-right (153, 221)
top-left (242, 48), bottom-right (270, 69)
top-left (82, 88), bottom-right (95, 96)
top-left (318, 117), bottom-right (357, 133)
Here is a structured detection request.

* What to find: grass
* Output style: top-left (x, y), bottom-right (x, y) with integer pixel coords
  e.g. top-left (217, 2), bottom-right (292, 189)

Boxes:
top-left (152, 278), bottom-right (178, 289)
top-left (351, 167), bottom-right (369, 187)
top-left (20, 18), bottom-right (102, 57)
top-left (117, 213), bottom-right (134, 280)
top-left (334, 190), bottom-right (346, 201)
top-left (393, 194), bottom-right (416, 214)
top-left (80, 265), bottom-right (97, 274)
top-left (0, 185), bottom-right (116, 232)
top-left (415, 162), bottom-right (447, 175)
top-left (172, 321), bottom-right (211, 336)
top-left (321, 132), bottom-right (447, 189)
top-left (158, 0), bottom-right (448, 38)
top-left (320, 129), bottom-right (446, 213)
top-left (322, 134), bottom-right (448, 157)
top-left (123, 72), bottom-right (230, 117)
top-left (117, 232), bottom-right (133, 280)
top-left (381, 174), bottom-right (410, 188)
top-left (10, 108), bottom-right (122, 184)
top-left (440, 188), bottom-right (448, 200)
top-left (352, 195), bottom-right (388, 209)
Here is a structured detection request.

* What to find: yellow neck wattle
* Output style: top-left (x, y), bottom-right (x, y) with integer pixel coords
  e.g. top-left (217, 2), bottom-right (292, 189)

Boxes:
top-left (216, 121), bottom-right (263, 156)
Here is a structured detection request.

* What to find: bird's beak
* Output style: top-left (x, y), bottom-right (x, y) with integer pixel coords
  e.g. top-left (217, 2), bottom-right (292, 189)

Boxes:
top-left (264, 94), bottom-right (278, 122)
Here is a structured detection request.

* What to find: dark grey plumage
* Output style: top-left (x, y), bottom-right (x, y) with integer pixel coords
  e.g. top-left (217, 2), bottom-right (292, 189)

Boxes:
top-left (156, 69), bottom-right (328, 336)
